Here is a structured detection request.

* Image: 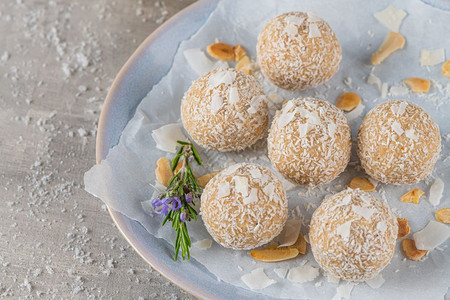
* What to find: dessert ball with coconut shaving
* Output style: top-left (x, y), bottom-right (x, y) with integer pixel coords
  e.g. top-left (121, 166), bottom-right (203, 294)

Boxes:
top-left (200, 163), bottom-right (288, 250)
top-left (357, 100), bottom-right (441, 185)
top-left (309, 188), bottom-right (398, 281)
top-left (268, 97), bottom-right (351, 186)
top-left (257, 11), bottom-right (342, 91)
top-left (181, 68), bottom-right (268, 152)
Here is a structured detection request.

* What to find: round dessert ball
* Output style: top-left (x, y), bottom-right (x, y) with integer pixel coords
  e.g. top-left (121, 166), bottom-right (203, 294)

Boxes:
top-left (181, 68), bottom-right (268, 152)
top-left (268, 97), bottom-right (351, 186)
top-left (201, 163), bottom-right (287, 250)
top-left (309, 188), bottom-right (398, 281)
top-left (257, 11), bottom-right (342, 91)
top-left (357, 100), bottom-right (441, 185)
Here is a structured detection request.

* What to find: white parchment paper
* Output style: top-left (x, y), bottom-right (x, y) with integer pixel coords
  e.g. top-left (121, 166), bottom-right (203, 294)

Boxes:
top-left (85, 0), bottom-right (450, 298)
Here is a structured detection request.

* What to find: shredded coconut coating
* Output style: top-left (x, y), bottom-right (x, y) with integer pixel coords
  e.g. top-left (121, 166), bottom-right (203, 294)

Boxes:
top-left (181, 68), bottom-right (268, 152)
top-left (357, 100), bottom-right (441, 185)
top-left (256, 11), bottom-right (342, 91)
top-left (200, 163), bottom-right (288, 250)
top-left (268, 98), bottom-right (351, 186)
top-left (309, 188), bottom-right (398, 282)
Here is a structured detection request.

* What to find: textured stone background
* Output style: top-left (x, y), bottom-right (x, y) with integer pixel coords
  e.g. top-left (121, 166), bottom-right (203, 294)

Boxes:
top-left (0, 0), bottom-right (197, 298)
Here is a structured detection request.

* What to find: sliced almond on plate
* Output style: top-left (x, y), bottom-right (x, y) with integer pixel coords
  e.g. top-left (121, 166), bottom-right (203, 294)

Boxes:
top-left (236, 55), bottom-right (252, 74)
top-left (435, 207), bottom-right (450, 223)
top-left (155, 157), bottom-right (173, 187)
top-left (348, 177), bottom-right (375, 192)
top-left (197, 172), bottom-right (219, 187)
top-left (289, 233), bottom-right (307, 255)
top-left (404, 77), bottom-right (430, 93)
top-left (442, 60), bottom-right (450, 78)
top-left (400, 188), bottom-right (424, 204)
top-left (397, 217), bottom-right (410, 239)
top-left (207, 42), bottom-right (235, 61)
top-left (250, 247), bottom-right (299, 262)
top-left (402, 239), bottom-right (427, 261)
top-left (234, 44), bottom-right (246, 61)
top-left (336, 92), bottom-right (361, 112)
top-left (371, 31), bottom-right (405, 65)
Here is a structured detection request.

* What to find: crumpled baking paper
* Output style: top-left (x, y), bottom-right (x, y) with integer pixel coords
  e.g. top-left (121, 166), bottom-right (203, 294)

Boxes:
top-left (85, 0), bottom-right (450, 298)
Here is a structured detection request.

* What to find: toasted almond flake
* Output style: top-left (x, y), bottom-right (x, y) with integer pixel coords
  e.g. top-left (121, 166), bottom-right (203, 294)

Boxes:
top-left (442, 60), bottom-right (450, 78)
top-left (404, 77), bottom-right (430, 92)
top-left (336, 92), bottom-right (361, 112)
top-left (236, 55), bottom-right (252, 74)
top-left (276, 219), bottom-right (302, 247)
top-left (193, 239), bottom-right (213, 250)
top-left (250, 247), bottom-right (299, 262)
top-left (420, 48), bottom-right (445, 66)
top-left (290, 233), bottom-right (307, 255)
top-left (233, 44), bottom-right (246, 61)
top-left (413, 220), bottom-right (450, 250)
top-left (397, 217), bottom-right (410, 238)
top-left (435, 208), bottom-right (450, 223)
top-left (348, 177), bottom-right (375, 191)
top-left (287, 265), bottom-right (319, 283)
top-left (274, 268), bottom-right (288, 279)
top-left (429, 178), bottom-right (444, 206)
top-left (241, 268), bottom-right (276, 290)
top-left (151, 124), bottom-right (187, 153)
top-left (402, 239), bottom-right (427, 261)
top-left (197, 172), bottom-right (218, 187)
top-left (173, 160), bottom-right (183, 174)
top-left (371, 31), bottom-right (405, 65)
top-left (365, 274), bottom-right (385, 289)
top-left (400, 188), bottom-right (424, 204)
top-left (207, 42), bottom-right (235, 61)
top-left (373, 5), bottom-right (407, 32)
top-left (155, 157), bottom-right (173, 187)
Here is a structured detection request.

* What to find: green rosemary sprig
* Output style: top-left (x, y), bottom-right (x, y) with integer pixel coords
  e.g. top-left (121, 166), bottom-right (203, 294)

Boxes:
top-left (151, 140), bottom-right (202, 261)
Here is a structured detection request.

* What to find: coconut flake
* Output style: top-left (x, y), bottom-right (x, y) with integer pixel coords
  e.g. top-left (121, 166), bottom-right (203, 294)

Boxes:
top-left (374, 5), bottom-right (407, 32)
top-left (193, 239), bottom-right (213, 250)
top-left (405, 128), bottom-right (419, 141)
top-left (285, 15), bottom-right (305, 26)
top-left (247, 95), bottom-right (266, 114)
top-left (389, 85), bottom-right (409, 96)
top-left (328, 123), bottom-right (337, 137)
top-left (336, 221), bottom-right (352, 240)
top-left (413, 220), bottom-right (450, 250)
top-left (391, 101), bottom-right (408, 115)
top-left (345, 103), bottom-right (365, 121)
top-left (428, 177), bottom-right (444, 206)
top-left (332, 282), bottom-right (355, 300)
top-left (263, 182), bottom-right (275, 197)
top-left (208, 69), bottom-right (236, 88)
top-left (274, 268), bottom-right (288, 279)
top-left (285, 23), bottom-right (298, 36)
top-left (243, 188), bottom-right (258, 205)
top-left (183, 48), bottom-right (216, 76)
top-left (336, 194), bottom-right (352, 207)
top-left (218, 182), bottom-right (230, 198)
top-left (241, 268), bottom-right (276, 290)
top-left (276, 219), bottom-right (302, 247)
top-left (210, 92), bottom-right (223, 114)
top-left (308, 23), bottom-right (321, 38)
top-left (377, 221), bottom-right (387, 233)
top-left (307, 12), bottom-right (322, 22)
top-left (234, 176), bottom-right (249, 197)
top-left (151, 124), bottom-right (187, 153)
top-left (391, 121), bottom-right (404, 136)
top-left (229, 86), bottom-right (240, 104)
top-left (326, 273), bottom-right (340, 284)
top-left (249, 167), bottom-right (262, 179)
top-left (287, 265), bottom-right (319, 283)
top-left (352, 205), bottom-right (376, 220)
top-left (367, 73), bottom-right (382, 90)
top-left (365, 274), bottom-right (385, 289)
top-left (420, 48), bottom-right (445, 66)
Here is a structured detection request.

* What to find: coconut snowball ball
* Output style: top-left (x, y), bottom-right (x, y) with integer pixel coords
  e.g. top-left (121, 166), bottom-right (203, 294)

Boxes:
top-left (201, 163), bottom-right (288, 250)
top-left (309, 188), bottom-right (398, 281)
top-left (181, 68), bottom-right (268, 152)
top-left (256, 11), bottom-right (342, 91)
top-left (357, 100), bottom-right (441, 185)
top-left (268, 98), bottom-right (351, 186)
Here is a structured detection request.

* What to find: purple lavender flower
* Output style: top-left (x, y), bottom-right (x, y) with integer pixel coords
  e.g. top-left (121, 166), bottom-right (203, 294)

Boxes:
top-left (185, 193), bottom-right (192, 203)
top-left (180, 211), bottom-right (186, 222)
top-left (172, 197), bottom-right (182, 210)
top-left (151, 198), bottom-right (162, 209)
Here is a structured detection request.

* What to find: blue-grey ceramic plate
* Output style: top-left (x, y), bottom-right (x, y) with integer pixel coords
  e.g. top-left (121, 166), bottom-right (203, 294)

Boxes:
top-left (96, 0), bottom-right (271, 299)
top-left (96, 0), bottom-right (450, 299)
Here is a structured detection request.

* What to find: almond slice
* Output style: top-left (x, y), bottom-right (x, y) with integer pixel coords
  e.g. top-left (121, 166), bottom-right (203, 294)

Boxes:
top-left (197, 172), bottom-right (219, 187)
top-left (435, 207), bottom-right (450, 223)
top-left (336, 92), bottom-right (361, 112)
top-left (155, 157), bottom-right (173, 187)
top-left (207, 42), bottom-right (235, 61)
top-left (234, 44), bottom-right (246, 61)
top-left (289, 233), bottom-right (307, 255)
top-left (250, 247), bottom-right (299, 262)
top-left (236, 56), bottom-right (252, 74)
top-left (397, 217), bottom-right (410, 238)
top-left (404, 77), bottom-right (430, 93)
top-left (402, 239), bottom-right (427, 261)
top-left (371, 31), bottom-right (405, 65)
top-left (348, 177), bottom-right (375, 192)
top-left (400, 188), bottom-right (424, 204)
top-left (443, 61), bottom-right (450, 78)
